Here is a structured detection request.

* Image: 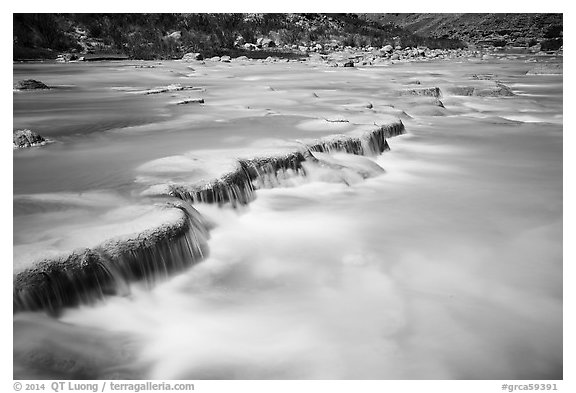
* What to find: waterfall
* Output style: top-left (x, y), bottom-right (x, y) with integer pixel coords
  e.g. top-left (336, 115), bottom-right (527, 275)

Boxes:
top-left (13, 202), bottom-right (210, 314)
top-left (14, 120), bottom-right (405, 313)
top-left (163, 120), bottom-right (405, 207)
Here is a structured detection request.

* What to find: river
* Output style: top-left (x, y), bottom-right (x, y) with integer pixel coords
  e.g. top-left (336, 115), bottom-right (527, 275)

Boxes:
top-left (13, 54), bottom-right (562, 379)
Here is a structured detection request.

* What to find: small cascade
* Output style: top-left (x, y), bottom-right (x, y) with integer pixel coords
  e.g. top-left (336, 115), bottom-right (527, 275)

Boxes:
top-left (359, 122), bottom-right (405, 155)
top-left (241, 151), bottom-right (308, 189)
top-left (13, 202), bottom-right (210, 314)
top-left (168, 168), bottom-right (256, 207)
top-left (13, 120), bottom-right (405, 314)
top-left (157, 120), bottom-right (406, 208)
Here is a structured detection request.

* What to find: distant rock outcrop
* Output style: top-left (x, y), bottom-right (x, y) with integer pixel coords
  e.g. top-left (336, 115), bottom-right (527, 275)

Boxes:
top-left (14, 79), bottom-right (49, 90)
top-left (13, 129), bottom-right (48, 149)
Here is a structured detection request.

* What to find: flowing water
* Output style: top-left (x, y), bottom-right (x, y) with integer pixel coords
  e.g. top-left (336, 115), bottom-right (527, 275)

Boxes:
top-left (13, 55), bottom-right (562, 379)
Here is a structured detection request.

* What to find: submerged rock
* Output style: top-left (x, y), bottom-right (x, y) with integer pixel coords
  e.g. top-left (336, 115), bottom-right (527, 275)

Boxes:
top-left (471, 73), bottom-right (496, 80)
top-left (526, 63), bottom-right (562, 75)
top-left (13, 129), bottom-right (47, 149)
top-left (449, 82), bottom-right (515, 97)
top-left (14, 79), bottom-right (49, 90)
top-left (140, 84), bottom-right (199, 95)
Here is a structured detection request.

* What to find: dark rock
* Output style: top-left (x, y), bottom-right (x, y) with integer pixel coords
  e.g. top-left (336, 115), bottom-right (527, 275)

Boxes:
top-left (257, 37), bottom-right (276, 48)
top-left (176, 98), bottom-right (205, 105)
top-left (540, 38), bottom-right (562, 51)
top-left (14, 79), bottom-right (49, 90)
top-left (13, 129), bottom-right (47, 149)
top-left (398, 87), bottom-right (442, 98)
top-left (343, 61), bottom-right (355, 67)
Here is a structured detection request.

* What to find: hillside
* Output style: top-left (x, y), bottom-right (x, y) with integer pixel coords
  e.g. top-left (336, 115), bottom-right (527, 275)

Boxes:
top-left (13, 13), bottom-right (562, 61)
top-left (361, 13), bottom-right (563, 50)
top-left (13, 13), bottom-right (466, 61)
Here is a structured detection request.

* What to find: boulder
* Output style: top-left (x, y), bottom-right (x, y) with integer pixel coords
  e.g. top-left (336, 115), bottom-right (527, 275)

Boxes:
top-left (343, 61), bottom-right (355, 67)
top-left (234, 35), bottom-right (246, 46)
top-left (14, 79), bottom-right (49, 90)
top-left (168, 31), bottom-right (181, 40)
top-left (382, 45), bottom-right (393, 53)
top-left (257, 37), bottom-right (276, 48)
top-left (182, 52), bottom-right (203, 61)
top-left (13, 129), bottom-right (47, 149)
top-left (220, 55), bottom-right (231, 62)
top-left (477, 82), bottom-right (515, 97)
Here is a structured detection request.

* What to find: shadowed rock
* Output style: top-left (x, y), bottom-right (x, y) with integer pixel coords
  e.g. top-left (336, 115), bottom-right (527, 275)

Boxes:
top-left (13, 129), bottom-right (48, 149)
top-left (14, 79), bottom-right (50, 90)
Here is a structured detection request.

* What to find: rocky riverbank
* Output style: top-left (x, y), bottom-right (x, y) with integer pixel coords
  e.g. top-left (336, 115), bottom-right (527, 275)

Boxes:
top-left (178, 44), bottom-right (562, 68)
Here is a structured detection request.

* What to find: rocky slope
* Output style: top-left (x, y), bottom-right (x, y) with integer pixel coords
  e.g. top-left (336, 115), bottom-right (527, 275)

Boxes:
top-left (14, 13), bottom-right (466, 60)
top-left (361, 13), bottom-right (563, 50)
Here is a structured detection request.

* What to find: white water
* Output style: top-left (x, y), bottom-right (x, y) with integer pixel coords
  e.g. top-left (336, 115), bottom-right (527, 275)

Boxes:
top-left (13, 56), bottom-right (562, 379)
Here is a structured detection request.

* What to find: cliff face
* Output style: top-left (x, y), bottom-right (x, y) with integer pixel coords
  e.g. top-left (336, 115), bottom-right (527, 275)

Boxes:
top-left (361, 13), bottom-right (563, 49)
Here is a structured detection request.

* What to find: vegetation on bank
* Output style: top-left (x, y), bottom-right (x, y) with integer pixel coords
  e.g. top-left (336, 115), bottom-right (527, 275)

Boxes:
top-left (13, 13), bottom-right (467, 60)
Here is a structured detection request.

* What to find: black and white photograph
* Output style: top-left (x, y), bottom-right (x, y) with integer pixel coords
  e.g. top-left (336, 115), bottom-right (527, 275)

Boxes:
top-left (9, 5), bottom-right (568, 390)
